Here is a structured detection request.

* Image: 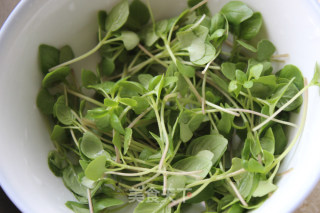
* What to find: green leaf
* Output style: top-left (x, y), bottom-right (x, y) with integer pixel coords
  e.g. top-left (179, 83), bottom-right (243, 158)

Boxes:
top-left (81, 132), bottom-right (104, 159)
top-left (236, 40), bottom-right (257, 52)
top-left (148, 75), bottom-right (162, 91)
top-left (180, 122), bottom-right (193, 142)
top-left (272, 124), bottom-right (287, 155)
top-left (42, 66), bottom-right (70, 88)
top-left (66, 201), bottom-right (89, 213)
top-left (48, 150), bottom-right (67, 177)
top-left (119, 98), bottom-right (137, 107)
top-left (244, 158), bottom-right (265, 173)
top-left (104, 98), bottom-right (118, 107)
top-left (186, 134), bottom-right (228, 165)
top-left (138, 74), bottom-right (153, 89)
top-left (85, 155), bottom-right (108, 181)
top-left (119, 81), bottom-right (144, 94)
top-left (167, 176), bottom-right (186, 194)
top-left (132, 96), bottom-right (149, 114)
top-left (93, 198), bottom-right (124, 212)
top-left (250, 75), bottom-right (277, 98)
top-left (188, 114), bottom-right (205, 132)
top-left (105, 0), bottom-right (129, 32)
top-left (238, 172), bottom-right (255, 198)
top-left (248, 58), bottom-right (273, 76)
top-left (276, 83), bottom-right (303, 111)
top-left (123, 128), bottom-right (132, 154)
top-left (51, 125), bottom-right (68, 144)
top-left (126, 0), bottom-right (150, 30)
top-left (249, 63), bottom-right (263, 80)
top-left (257, 40), bottom-right (276, 61)
top-left (100, 57), bottom-right (115, 76)
top-left (243, 81), bottom-right (253, 89)
top-left (36, 88), bottom-right (55, 115)
top-left (177, 25), bottom-right (208, 48)
top-left (252, 180), bottom-right (277, 197)
top-left (192, 42), bottom-right (216, 65)
top-left (260, 128), bottom-right (275, 154)
top-left (111, 113), bottom-right (125, 134)
top-left (217, 105), bottom-right (235, 135)
top-left (221, 1), bottom-right (253, 25)
top-left (63, 166), bottom-right (87, 196)
top-left (88, 81), bottom-right (115, 95)
top-left (210, 29), bottom-right (226, 41)
top-left (112, 131), bottom-right (122, 150)
top-left (95, 113), bottom-right (112, 132)
top-left (226, 203), bottom-right (244, 213)
top-left (81, 69), bottom-right (98, 88)
top-left (210, 12), bottom-right (226, 34)
top-left (98, 10), bottom-right (107, 31)
top-left (263, 150), bottom-right (274, 167)
top-left (239, 12), bottom-right (262, 40)
top-left (164, 76), bottom-right (178, 87)
top-left (87, 108), bottom-right (108, 119)
top-left (173, 150), bottom-right (213, 180)
top-left (278, 64), bottom-right (304, 90)
top-left (53, 95), bottom-right (74, 125)
top-left (140, 25), bottom-right (159, 47)
top-left (120, 31), bottom-right (140, 50)
top-left (228, 80), bottom-right (238, 92)
top-left (176, 60), bottom-right (195, 77)
top-left (221, 62), bottom-right (236, 80)
top-left (149, 132), bottom-right (164, 150)
top-left (59, 45), bottom-right (74, 63)
top-left (38, 44), bottom-right (60, 74)
top-left (134, 197), bottom-right (171, 213)
top-left (210, 73), bottom-right (229, 92)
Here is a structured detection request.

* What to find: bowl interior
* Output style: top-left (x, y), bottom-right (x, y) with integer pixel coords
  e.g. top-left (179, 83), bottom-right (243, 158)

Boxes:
top-left (0, 0), bottom-right (320, 212)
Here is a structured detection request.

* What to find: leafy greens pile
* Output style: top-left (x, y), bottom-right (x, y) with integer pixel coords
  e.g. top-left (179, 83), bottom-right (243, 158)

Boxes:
top-left (36, 0), bottom-right (320, 212)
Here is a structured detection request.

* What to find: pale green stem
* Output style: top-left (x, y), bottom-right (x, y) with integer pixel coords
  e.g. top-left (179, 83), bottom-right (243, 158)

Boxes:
top-left (265, 79), bottom-right (309, 172)
top-left (49, 32), bottom-right (112, 71)
top-left (205, 100), bottom-right (240, 116)
top-left (253, 82), bottom-right (311, 131)
top-left (66, 88), bottom-right (105, 107)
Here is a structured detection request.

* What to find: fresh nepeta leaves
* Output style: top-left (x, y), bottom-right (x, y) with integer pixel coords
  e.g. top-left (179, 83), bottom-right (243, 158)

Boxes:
top-left (81, 132), bottom-right (104, 159)
top-left (126, 0), bottom-right (150, 30)
top-left (59, 45), bottom-right (74, 63)
top-left (42, 66), bottom-right (70, 88)
top-left (257, 39), bottom-right (276, 61)
top-left (105, 0), bottom-right (129, 32)
top-left (120, 31), bottom-right (140, 50)
top-left (81, 69), bottom-right (98, 88)
top-left (37, 1), bottom-right (317, 213)
top-left (239, 12), bottom-right (262, 40)
top-left (39, 44), bottom-right (60, 74)
top-left (36, 88), bottom-right (55, 115)
top-left (53, 95), bottom-right (74, 125)
top-left (221, 1), bottom-right (253, 25)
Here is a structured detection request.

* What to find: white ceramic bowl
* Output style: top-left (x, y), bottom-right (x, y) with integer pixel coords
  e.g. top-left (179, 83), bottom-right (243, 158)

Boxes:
top-left (1, 0), bottom-right (320, 212)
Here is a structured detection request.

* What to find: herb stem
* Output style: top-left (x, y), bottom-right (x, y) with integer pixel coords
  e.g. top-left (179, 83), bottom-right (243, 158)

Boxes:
top-left (253, 82), bottom-right (310, 131)
top-left (138, 44), bottom-right (168, 68)
top-left (205, 100), bottom-right (240, 116)
top-left (66, 89), bottom-right (105, 107)
top-left (87, 189), bottom-right (94, 213)
top-left (49, 32), bottom-right (111, 71)
top-left (190, 0), bottom-right (208, 12)
top-left (128, 106), bottom-right (152, 128)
